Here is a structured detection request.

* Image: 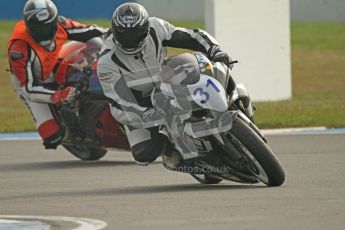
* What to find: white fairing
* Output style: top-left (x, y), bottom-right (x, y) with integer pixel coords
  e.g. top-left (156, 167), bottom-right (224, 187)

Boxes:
top-left (187, 74), bottom-right (228, 112)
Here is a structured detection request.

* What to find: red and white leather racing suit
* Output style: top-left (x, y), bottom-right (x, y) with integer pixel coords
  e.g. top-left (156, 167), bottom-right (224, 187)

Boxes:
top-left (7, 16), bottom-right (107, 148)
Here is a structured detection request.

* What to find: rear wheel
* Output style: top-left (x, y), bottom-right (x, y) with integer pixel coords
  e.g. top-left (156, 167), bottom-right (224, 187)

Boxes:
top-left (63, 144), bottom-right (107, 161)
top-left (226, 118), bottom-right (285, 186)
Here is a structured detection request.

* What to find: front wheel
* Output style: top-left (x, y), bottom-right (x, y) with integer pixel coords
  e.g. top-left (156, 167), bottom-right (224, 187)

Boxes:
top-left (63, 144), bottom-right (107, 161)
top-left (226, 118), bottom-right (285, 186)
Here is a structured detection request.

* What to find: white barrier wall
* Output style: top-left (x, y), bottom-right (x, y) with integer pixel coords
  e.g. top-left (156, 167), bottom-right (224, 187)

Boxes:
top-left (291, 0), bottom-right (345, 22)
top-left (136, 0), bottom-right (345, 24)
top-left (205, 0), bottom-right (292, 101)
top-left (136, 0), bottom-right (204, 20)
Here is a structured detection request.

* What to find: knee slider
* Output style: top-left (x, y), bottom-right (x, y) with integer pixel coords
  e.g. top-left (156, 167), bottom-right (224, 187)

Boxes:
top-left (131, 132), bottom-right (169, 163)
top-left (131, 140), bottom-right (160, 163)
top-left (43, 127), bottom-right (65, 150)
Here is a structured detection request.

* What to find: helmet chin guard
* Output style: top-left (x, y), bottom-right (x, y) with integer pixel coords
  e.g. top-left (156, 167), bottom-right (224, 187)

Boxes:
top-left (114, 35), bottom-right (148, 55)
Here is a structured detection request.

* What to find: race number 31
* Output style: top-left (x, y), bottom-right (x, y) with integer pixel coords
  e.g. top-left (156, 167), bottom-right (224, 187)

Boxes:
top-left (193, 79), bottom-right (220, 104)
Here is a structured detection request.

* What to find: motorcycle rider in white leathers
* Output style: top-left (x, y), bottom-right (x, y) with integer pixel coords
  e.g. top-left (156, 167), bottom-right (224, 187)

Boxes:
top-left (97, 3), bottom-right (238, 165)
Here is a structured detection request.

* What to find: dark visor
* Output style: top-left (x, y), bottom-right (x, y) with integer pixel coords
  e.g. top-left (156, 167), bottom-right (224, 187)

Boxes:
top-left (28, 18), bottom-right (58, 42)
top-left (114, 24), bottom-right (149, 49)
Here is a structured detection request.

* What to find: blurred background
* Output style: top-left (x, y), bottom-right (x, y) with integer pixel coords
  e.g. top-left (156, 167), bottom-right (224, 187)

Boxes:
top-left (2, 0), bottom-right (345, 22)
top-left (0, 0), bottom-right (344, 132)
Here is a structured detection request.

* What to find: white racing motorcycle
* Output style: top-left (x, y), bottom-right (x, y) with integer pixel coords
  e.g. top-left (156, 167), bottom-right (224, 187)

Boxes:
top-left (144, 52), bottom-right (285, 186)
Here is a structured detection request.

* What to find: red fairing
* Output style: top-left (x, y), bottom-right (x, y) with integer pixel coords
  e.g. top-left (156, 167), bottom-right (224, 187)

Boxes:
top-left (58, 41), bottom-right (86, 59)
top-left (38, 119), bottom-right (60, 140)
top-left (54, 41), bottom-right (87, 84)
top-left (96, 106), bottom-right (130, 149)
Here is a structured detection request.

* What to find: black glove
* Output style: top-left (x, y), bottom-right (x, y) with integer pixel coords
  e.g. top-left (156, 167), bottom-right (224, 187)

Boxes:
top-left (142, 107), bottom-right (166, 123)
top-left (208, 46), bottom-right (234, 69)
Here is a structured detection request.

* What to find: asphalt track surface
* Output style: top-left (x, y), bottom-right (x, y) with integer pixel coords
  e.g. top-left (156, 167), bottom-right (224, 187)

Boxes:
top-left (0, 133), bottom-right (344, 230)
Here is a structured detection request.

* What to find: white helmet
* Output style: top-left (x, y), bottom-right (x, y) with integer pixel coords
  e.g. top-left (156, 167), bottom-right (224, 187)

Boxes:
top-left (112, 3), bottom-right (149, 54)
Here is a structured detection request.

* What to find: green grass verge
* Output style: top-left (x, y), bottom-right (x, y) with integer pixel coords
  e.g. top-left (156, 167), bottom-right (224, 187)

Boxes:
top-left (0, 20), bottom-right (344, 132)
top-left (256, 23), bottom-right (345, 128)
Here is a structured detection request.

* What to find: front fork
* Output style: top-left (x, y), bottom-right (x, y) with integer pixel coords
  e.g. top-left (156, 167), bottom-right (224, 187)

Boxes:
top-left (230, 83), bottom-right (256, 121)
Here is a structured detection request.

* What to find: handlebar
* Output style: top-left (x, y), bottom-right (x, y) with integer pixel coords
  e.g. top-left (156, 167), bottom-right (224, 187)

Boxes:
top-left (229, 60), bottom-right (239, 65)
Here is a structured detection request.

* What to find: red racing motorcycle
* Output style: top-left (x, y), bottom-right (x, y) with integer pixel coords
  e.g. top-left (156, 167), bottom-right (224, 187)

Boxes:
top-left (57, 39), bottom-right (129, 161)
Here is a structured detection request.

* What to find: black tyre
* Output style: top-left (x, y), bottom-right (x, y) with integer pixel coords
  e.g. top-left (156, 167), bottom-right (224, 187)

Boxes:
top-left (63, 144), bottom-right (107, 161)
top-left (191, 173), bottom-right (223, 184)
top-left (227, 118), bottom-right (285, 186)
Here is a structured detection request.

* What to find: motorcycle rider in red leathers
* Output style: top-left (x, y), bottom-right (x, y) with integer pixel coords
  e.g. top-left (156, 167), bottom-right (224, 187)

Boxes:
top-left (7, 0), bottom-right (107, 149)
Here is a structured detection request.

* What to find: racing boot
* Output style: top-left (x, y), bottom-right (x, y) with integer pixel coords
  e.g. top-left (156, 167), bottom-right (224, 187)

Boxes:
top-left (78, 103), bottom-right (106, 147)
top-left (60, 106), bottom-right (83, 145)
top-left (162, 148), bottom-right (182, 170)
top-left (160, 130), bottom-right (198, 172)
top-left (157, 129), bottom-right (181, 169)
